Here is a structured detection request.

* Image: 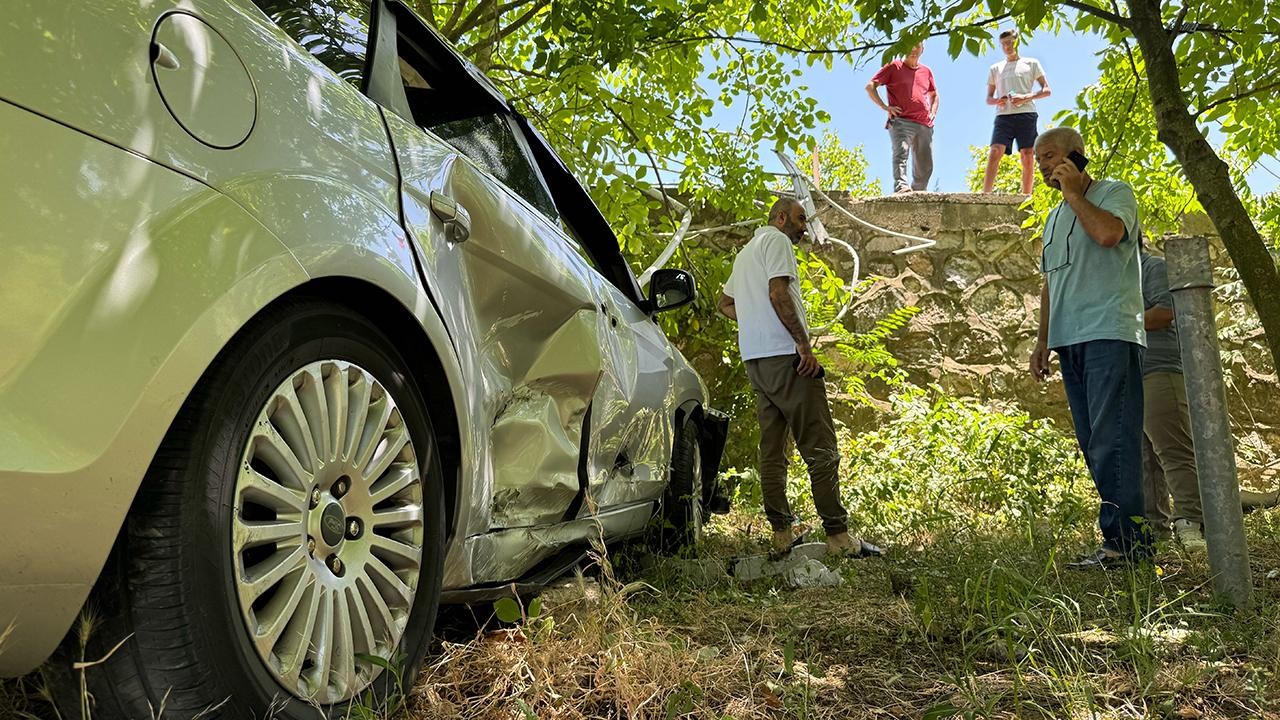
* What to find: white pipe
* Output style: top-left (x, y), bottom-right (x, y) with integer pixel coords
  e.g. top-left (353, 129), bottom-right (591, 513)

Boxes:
top-left (636, 151), bottom-right (935, 330)
top-left (638, 188), bottom-right (693, 288)
top-left (774, 150), bottom-right (935, 335)
top-left (808, 182), bottom-right (937, 255)
top-left (811, 233), bottom-right (861, 333)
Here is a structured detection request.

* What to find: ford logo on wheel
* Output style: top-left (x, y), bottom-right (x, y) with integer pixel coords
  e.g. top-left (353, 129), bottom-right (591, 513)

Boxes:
top-left (320, 505), bottom-right (346, 546)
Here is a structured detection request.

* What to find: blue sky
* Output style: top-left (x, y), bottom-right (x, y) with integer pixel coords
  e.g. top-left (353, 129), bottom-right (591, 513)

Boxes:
top-left (717, 26), bottom-right (1278, 196)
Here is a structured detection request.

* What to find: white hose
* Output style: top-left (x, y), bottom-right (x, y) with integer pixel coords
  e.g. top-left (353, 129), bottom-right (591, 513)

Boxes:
top-left (637, 152), bottom-right (936, 340)
top-left (811, 232), bottom-right (862, 333)
top-left (637, 188), bottom-right (693, 288)
top-left (808, 182), bottom-right (937, 255)
top-left (776, 151), bottom-right (937, 336)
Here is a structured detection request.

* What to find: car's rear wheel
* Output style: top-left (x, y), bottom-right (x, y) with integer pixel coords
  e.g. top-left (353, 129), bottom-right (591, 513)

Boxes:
top-left (49, 299), bottom-right (445, 719)
top-left (655, 419), bottom-right (704, 555)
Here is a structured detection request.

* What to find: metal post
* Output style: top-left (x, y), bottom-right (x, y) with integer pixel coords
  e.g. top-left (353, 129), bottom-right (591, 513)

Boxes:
top-left (1165, 236), bottom-right (1251, 608)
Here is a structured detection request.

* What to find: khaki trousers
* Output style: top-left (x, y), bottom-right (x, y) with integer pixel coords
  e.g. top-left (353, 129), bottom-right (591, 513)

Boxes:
top-left (1142, 371), bottom-right (1202, 526)
top-left (745, 354), bottom-right (849, 535)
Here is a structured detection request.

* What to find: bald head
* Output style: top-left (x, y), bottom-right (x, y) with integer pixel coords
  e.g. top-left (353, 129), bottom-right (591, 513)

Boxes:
top-left (1035, 127), bottom-right (1085, 155)
top-left (767, 197), bottom-right (807, 244)
top-left (768, 197), bottom-right (800, 222)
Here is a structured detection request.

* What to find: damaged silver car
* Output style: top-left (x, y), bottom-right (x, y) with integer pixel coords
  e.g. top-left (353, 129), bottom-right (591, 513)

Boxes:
top-left (0, 0), bottom-right (727, 716)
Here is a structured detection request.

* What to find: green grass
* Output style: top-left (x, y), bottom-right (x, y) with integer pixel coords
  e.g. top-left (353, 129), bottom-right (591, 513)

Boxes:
top-left (8, 388), bottom-right (1280, 719)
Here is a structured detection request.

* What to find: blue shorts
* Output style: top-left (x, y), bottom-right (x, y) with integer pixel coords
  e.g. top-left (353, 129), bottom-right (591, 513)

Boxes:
top-left (991, 112), bottom-right (1038, 153)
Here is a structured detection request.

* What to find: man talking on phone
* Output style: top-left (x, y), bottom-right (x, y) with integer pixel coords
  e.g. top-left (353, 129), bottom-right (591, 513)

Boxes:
top-left (718, 198), bottom-right (882, 559)
top-left (1030, 127), bottom-right (1150, 568)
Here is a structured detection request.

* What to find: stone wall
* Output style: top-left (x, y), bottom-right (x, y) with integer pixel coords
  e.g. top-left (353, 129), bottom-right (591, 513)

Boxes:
top-left (794, 191), bottom-right (1278, 486)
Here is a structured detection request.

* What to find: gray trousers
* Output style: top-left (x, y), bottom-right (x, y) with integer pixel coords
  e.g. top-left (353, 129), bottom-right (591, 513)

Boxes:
top-left (745, 354), bottom-right (850, 535)
top-left (1142, 371), bottom-right (1203, 527)
top-left (889, 118), bottom-right (934, 192)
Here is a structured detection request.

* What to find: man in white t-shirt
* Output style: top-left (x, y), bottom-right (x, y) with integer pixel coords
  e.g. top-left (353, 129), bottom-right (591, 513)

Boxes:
top-left (717, 198), bottom-right (882, 559)
top-left (982, 29), bottom-right (1051, 195)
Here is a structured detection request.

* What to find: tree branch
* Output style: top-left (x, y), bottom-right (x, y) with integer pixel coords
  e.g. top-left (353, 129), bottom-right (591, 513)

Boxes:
top-left (1097, 0), bottom-right (1142, 174)
top-left (450, 0), bottom-right (539, 39)
top-left (1193, 79), bottom-right (1280, 119)
top-left (1100, 78), bottom-right (1143, 174)
top-left (1059, 0), bottom-right (1131, 28)
top-left (439, 0), bottom-right (468, 37)
top-left (606, 106), bottom-right (679, 226)
top-left (654, 13), bottom-right (1009, 57)
top-left (463, 0), bottom-right (548, 55)
top-left (488, 63), bottom-right (553, 80)
top-left (448, 0), bottom-right (492, 38)
top-left (1168, 21), bottom-right (1235, 36)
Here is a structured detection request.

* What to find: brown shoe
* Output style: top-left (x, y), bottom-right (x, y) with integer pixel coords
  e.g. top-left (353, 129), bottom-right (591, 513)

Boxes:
top-left (826, 532), bottom-right (884, 558)
top-left (769, 524), bottom-right (810, 559)
top-left (772, 528), bottom-right (795, 554)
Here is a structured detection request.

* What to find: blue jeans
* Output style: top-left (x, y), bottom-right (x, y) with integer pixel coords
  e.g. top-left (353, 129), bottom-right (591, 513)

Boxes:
top-left (1057, 340), bottom-right (1151, 556)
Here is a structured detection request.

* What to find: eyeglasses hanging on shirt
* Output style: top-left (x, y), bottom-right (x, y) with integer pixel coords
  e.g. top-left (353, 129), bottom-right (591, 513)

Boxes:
top-left (1041, 204), bottom-right (1076, 274)
top-left (1041, 177), bottom-right (1094, 275)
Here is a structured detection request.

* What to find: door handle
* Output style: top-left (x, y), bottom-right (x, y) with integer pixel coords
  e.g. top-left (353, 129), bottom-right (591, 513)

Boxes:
top-left (430, 191), bottom-right (471, 244)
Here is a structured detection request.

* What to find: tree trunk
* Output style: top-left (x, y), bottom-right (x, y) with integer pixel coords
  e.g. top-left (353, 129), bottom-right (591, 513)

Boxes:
top-left (1128, 0), bottom-right (1280, 372)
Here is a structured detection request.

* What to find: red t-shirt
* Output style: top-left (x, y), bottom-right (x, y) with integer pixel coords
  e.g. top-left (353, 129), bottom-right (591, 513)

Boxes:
top-left (871, 60), bottom-right (937, 127)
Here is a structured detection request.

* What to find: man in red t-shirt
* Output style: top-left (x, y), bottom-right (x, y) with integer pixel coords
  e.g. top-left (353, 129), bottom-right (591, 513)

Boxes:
top-left (865, 43), bottom-right (940, 193)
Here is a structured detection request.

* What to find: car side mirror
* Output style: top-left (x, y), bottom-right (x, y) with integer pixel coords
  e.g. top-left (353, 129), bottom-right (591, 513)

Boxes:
top-left (648, 268), bottom-right (697, 313)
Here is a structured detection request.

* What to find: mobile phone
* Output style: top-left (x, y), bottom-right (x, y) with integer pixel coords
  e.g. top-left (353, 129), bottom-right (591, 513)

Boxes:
top-left (1067, 150), bottom-right (1089, 172)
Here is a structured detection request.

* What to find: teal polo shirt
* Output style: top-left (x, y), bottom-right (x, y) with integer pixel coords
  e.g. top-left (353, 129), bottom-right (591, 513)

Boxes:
top-left (1040, 178), bottom-right (1147, 350)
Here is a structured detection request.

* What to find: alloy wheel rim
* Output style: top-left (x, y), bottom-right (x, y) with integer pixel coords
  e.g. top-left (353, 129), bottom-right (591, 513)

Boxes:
top-left (231, 360), bottom-right (424, 703)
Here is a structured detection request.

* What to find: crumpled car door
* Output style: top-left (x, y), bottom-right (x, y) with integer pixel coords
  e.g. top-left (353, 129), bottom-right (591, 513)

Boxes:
top-left (578, 279), bottom-right (676, 515)
top-left (385, 111), bottom-right (605, 531)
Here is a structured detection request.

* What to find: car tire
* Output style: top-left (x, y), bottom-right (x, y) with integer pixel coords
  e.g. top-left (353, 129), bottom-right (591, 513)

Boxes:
top-left (47, 299), bottom-right (446, 719)
top-left (655, 418), bottom-right (704, 555)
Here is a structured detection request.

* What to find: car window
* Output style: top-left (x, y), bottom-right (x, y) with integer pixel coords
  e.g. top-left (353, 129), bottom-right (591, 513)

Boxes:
top-left (381, 21), bottom-right (559, 221)
top-left (252, 0), bottom-right (371, 88)
top-left (427, 114), bottom-right (559, 220)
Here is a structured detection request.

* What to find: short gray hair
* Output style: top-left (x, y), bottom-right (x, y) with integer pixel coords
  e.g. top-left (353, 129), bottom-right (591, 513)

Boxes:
top-left (1035, 127), bottom-right (1085, 154)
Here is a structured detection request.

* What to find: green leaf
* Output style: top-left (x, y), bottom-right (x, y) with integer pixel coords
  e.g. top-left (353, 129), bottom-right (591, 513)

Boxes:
top-left (923, 702), bottom-right (964, 720)
top-left (1023, 0), bottom-right (1049, 30)
top-left (494, 597), bottom-right (522, 623)
top-left (354, 653), bottom-right (393, 671)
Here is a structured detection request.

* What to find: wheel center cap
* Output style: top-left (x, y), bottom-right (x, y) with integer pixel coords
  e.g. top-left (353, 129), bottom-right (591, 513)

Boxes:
top-left (319, 502), bottom-right (346, 547)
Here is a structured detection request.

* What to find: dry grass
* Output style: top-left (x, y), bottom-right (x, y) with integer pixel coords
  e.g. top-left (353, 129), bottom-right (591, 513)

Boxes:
top-left (410, 548), bottom-right (810, 720)
top-left (402, 510), bottom-right (1280, 720)
top-left (8, 512), bottom-right (1280, 719)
